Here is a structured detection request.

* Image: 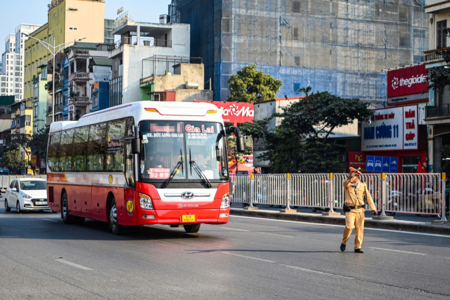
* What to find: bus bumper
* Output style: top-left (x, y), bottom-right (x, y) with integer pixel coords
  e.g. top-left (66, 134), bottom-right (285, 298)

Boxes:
top-left (136, 208), bottom-right (230, 225)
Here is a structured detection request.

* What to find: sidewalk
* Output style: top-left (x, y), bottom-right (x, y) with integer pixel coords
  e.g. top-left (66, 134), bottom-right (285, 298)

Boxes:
top-left (230, 207), bottom-right (450, 236)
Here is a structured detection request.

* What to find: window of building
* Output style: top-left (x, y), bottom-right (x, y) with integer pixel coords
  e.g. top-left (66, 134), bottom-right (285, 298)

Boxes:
top-left (54, 13), bottom-right (57, 18)
top-left (437, 20), bottom-right (447, 49)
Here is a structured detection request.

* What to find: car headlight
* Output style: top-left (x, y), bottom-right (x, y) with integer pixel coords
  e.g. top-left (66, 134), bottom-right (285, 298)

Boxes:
top-left (21, 193), bottom-right (32, 199)
top-left (139, 193), bottom-right (154, 210)
top-left (221, 193), bottom-right (230, 209)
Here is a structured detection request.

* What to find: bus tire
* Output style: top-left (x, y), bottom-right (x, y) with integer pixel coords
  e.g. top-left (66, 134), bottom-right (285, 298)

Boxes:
top-left (61, 192), bottom-right (75, 224)
top-left (184, 223), bottom-right (201, 233)
top-left (4, 199), bottom-right (11, 212)
top-left (108, 198), bottom-right (124, 235)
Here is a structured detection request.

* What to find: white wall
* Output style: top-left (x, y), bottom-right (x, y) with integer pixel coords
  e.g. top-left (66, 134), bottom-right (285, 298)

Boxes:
top-left (121, 23), bottom-right (190, 103)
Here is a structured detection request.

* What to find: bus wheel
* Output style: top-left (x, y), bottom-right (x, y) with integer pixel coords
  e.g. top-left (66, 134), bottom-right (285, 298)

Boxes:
top-left (61, 192), bottom-right (75, 224)
top-left (109, 198), bottom-right (124, 235)
top-left (184, 224), bottom-right (201, 233)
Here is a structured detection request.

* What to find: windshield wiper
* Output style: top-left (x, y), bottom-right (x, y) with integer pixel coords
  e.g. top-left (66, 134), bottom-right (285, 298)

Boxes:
top-left (161, 149), bottom-right (184, 189)
top-left (189, 148), bottom-right (212, 188)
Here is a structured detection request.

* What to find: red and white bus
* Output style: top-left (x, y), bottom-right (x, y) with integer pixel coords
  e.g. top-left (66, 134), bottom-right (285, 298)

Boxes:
top-left (47, 101), bottom-right (244, 234)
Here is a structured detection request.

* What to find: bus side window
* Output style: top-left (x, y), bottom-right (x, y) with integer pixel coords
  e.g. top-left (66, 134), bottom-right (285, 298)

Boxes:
top-left (73, 126), bottom-right (89, 172)
top-left (106, 119), bottom-right (126, 172)
top-left (87, 123), bottom-right (107, 172)
top-left (48, 132), bottom-right (61, 172)
top-left (60, 129), bottom-right (74, 172)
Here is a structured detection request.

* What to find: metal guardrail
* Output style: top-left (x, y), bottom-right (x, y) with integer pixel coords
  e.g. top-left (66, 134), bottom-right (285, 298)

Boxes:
top-left (0, 175), bottom-right (47, 188)
top-left (231, 173), bottom-right (447, 221)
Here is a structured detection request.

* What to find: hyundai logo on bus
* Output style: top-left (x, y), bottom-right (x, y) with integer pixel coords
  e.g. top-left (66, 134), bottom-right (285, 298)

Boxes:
top-left (181, 192), bottom-right (194, 199)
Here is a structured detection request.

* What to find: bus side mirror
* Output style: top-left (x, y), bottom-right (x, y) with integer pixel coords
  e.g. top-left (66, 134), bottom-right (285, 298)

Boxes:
top-left (132, 125), bottom-right (140, 154)
top-left (228, 126), bottom-right (245, 153)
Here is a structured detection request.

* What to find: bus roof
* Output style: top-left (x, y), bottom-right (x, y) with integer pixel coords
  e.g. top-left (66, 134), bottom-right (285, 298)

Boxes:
top-left (49, 101), bottom-right (224, 133)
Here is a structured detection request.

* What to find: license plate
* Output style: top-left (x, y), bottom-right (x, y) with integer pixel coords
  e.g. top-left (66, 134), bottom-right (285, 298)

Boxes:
top-left (35, 201), bottom-right (47, 206)
top-left (182, 215), bottom-right (196, 223)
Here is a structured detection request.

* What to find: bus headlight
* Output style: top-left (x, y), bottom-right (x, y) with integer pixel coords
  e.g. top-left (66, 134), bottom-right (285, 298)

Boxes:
top-left (139, 193), bottom-right (154, 210)
top-left (220, 193), bottom-right (230, 209)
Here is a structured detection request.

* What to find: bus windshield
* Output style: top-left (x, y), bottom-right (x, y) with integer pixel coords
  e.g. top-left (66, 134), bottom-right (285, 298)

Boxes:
top-left (139, 121), bottom-right (228, 182)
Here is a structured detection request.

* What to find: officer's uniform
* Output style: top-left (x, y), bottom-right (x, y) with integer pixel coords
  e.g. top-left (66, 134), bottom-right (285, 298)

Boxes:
top-left (342, 169), bottom-right (376, 250)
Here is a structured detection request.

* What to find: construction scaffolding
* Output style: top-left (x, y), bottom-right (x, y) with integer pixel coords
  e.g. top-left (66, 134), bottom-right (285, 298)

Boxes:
top-left (170, 0), bottom-right (427, 105)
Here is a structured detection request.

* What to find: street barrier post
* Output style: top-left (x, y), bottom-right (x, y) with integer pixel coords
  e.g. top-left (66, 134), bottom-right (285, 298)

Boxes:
top-left (373, 173), bottom-right (394, 220)
top-left (244, 174), bottom-right (258, 211)
top-left (433, 173), bottom-right (448, 223)
top-left (281, 173), bottom-right (296, 213)
top-left (323, 173), bottom-right (340, 216)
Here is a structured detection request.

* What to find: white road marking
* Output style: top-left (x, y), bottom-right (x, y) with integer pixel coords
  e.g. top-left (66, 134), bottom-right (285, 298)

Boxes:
top-left (231, 215), bottom-right (450, 238)
top-left (222, 252), bottom-right (276, 263)
top-left (220, 227), bottom-right (250, 232)
top-left (56, 259), bottom-right (93, 271)
top-left (282, 264), bottom-right (353, 279)
top-left (369, 247), bottom-right (427, 256)
top-left (260, 232), bottom-right (295, 239)
top-left (44, 219), bottom-right (58, 223)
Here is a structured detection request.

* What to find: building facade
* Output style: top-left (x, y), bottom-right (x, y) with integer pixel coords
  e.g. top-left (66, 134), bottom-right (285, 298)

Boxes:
top-left (169, 0), bottom-right (428, 104)
top-left (65, 43), bottom-right (111, 120)
top-left (109, 20), bottom-right (190, 105)
top-left (424, 0), bottom-right (450, 174)
top-left (0, 24), bottom-right (41, 101)
top-left (24, 0), bottom-right (107, 103)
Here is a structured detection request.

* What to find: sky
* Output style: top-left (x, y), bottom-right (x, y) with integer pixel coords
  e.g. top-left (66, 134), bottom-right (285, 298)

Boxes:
top-left (0, 0), bottom-right (172, 54)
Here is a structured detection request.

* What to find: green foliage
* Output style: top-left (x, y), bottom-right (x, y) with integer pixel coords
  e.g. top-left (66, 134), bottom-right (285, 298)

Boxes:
top-left (243, 88), bottom-right (373, 173)
top-left (228, 65), bottom-right (283, 103)
top-left (1, 149), bottom-right (27, 171)
top-left (28, 127), bottom-right (49, 161)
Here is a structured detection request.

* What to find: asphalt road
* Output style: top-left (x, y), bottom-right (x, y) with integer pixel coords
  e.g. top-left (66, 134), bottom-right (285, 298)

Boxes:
top-left (1, 198), bottom-right (450, 300)
top-left (231, 203), bottom-right (446, 223)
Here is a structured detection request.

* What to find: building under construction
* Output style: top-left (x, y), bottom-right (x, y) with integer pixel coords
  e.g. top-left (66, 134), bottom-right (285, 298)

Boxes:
top-left (169, 0), bottom-right (427, 106)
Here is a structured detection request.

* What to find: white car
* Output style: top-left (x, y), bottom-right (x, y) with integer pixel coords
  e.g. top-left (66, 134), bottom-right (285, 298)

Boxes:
top-left (4, 179), bottom-right (49, 213)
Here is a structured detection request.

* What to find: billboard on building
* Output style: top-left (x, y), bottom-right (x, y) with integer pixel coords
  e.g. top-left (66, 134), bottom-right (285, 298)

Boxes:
top-left (361, 105), bottom-right (418, 151)
top-left (93, 66), bottom-right (112, 82)
top-left (387, 65), bottom-right (428, 106)
top-left (194, 101), bottom-right (254, 124)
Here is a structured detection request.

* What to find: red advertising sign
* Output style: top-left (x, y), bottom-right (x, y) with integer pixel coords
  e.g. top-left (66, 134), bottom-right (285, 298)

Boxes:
top-left (194, 101), bottom-right (254, 125)
top-left (148, 168), bottom-right (170, 179)
top-left (387, 65), bottom-right (428, 106)
top-left (348, 152), bottom-right (367, 173)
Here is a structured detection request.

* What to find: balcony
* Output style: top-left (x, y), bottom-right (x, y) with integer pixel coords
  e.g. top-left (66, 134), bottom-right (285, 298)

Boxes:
top-left (71, 96), bottom-right (90, 106)
top-left (69, 72), bottom-right (89, 82)
top-left (424, 47), bottom-right (450, 63)
top-left (74, 50), bottom-right (89, 58)
top-left (425, 105), bottom-right (450, 120)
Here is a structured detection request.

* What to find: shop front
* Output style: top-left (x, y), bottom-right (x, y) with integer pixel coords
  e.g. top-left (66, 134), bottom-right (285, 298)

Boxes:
top-left (358, 105), bottom-right (428, 173)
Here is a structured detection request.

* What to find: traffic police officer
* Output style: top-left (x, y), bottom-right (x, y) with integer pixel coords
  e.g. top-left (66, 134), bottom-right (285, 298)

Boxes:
top-left (341, 167), bottom-right (377, 253)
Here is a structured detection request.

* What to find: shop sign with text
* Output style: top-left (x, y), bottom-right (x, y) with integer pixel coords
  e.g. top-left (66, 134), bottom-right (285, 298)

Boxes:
top-left (361, 105), bottom-right (418, 151)
top-left (387, 65), bottom-right (428, 106)
top-left (194, 101), bottom-right (254, 124)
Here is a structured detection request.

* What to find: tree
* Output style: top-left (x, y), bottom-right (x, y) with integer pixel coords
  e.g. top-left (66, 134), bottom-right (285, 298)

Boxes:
top-left (228, 64), bottom-right (283, 103)
top-left (1, 149), bottom-right (27, 171)
top-left (28, 127), bottom-right (49, 162)
top-left (8, 133), bottom-right (31, 164)
top-left (242, 88), bottom-right (373, 173)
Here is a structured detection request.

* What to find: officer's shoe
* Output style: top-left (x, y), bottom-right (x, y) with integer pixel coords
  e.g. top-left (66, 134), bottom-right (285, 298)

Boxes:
top-left (354, 249), bottom-right (364, 254)
top-left (340, 243), bottom-right (346, 252)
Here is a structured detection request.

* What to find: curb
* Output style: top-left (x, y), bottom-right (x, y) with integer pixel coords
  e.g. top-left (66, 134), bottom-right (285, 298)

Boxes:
top-left (230, 209), bottom-right (450, 236)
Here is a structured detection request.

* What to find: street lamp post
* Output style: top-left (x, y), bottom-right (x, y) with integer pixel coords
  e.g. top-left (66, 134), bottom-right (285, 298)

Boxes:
top-left (22, 33), bottom-right (85, 123)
